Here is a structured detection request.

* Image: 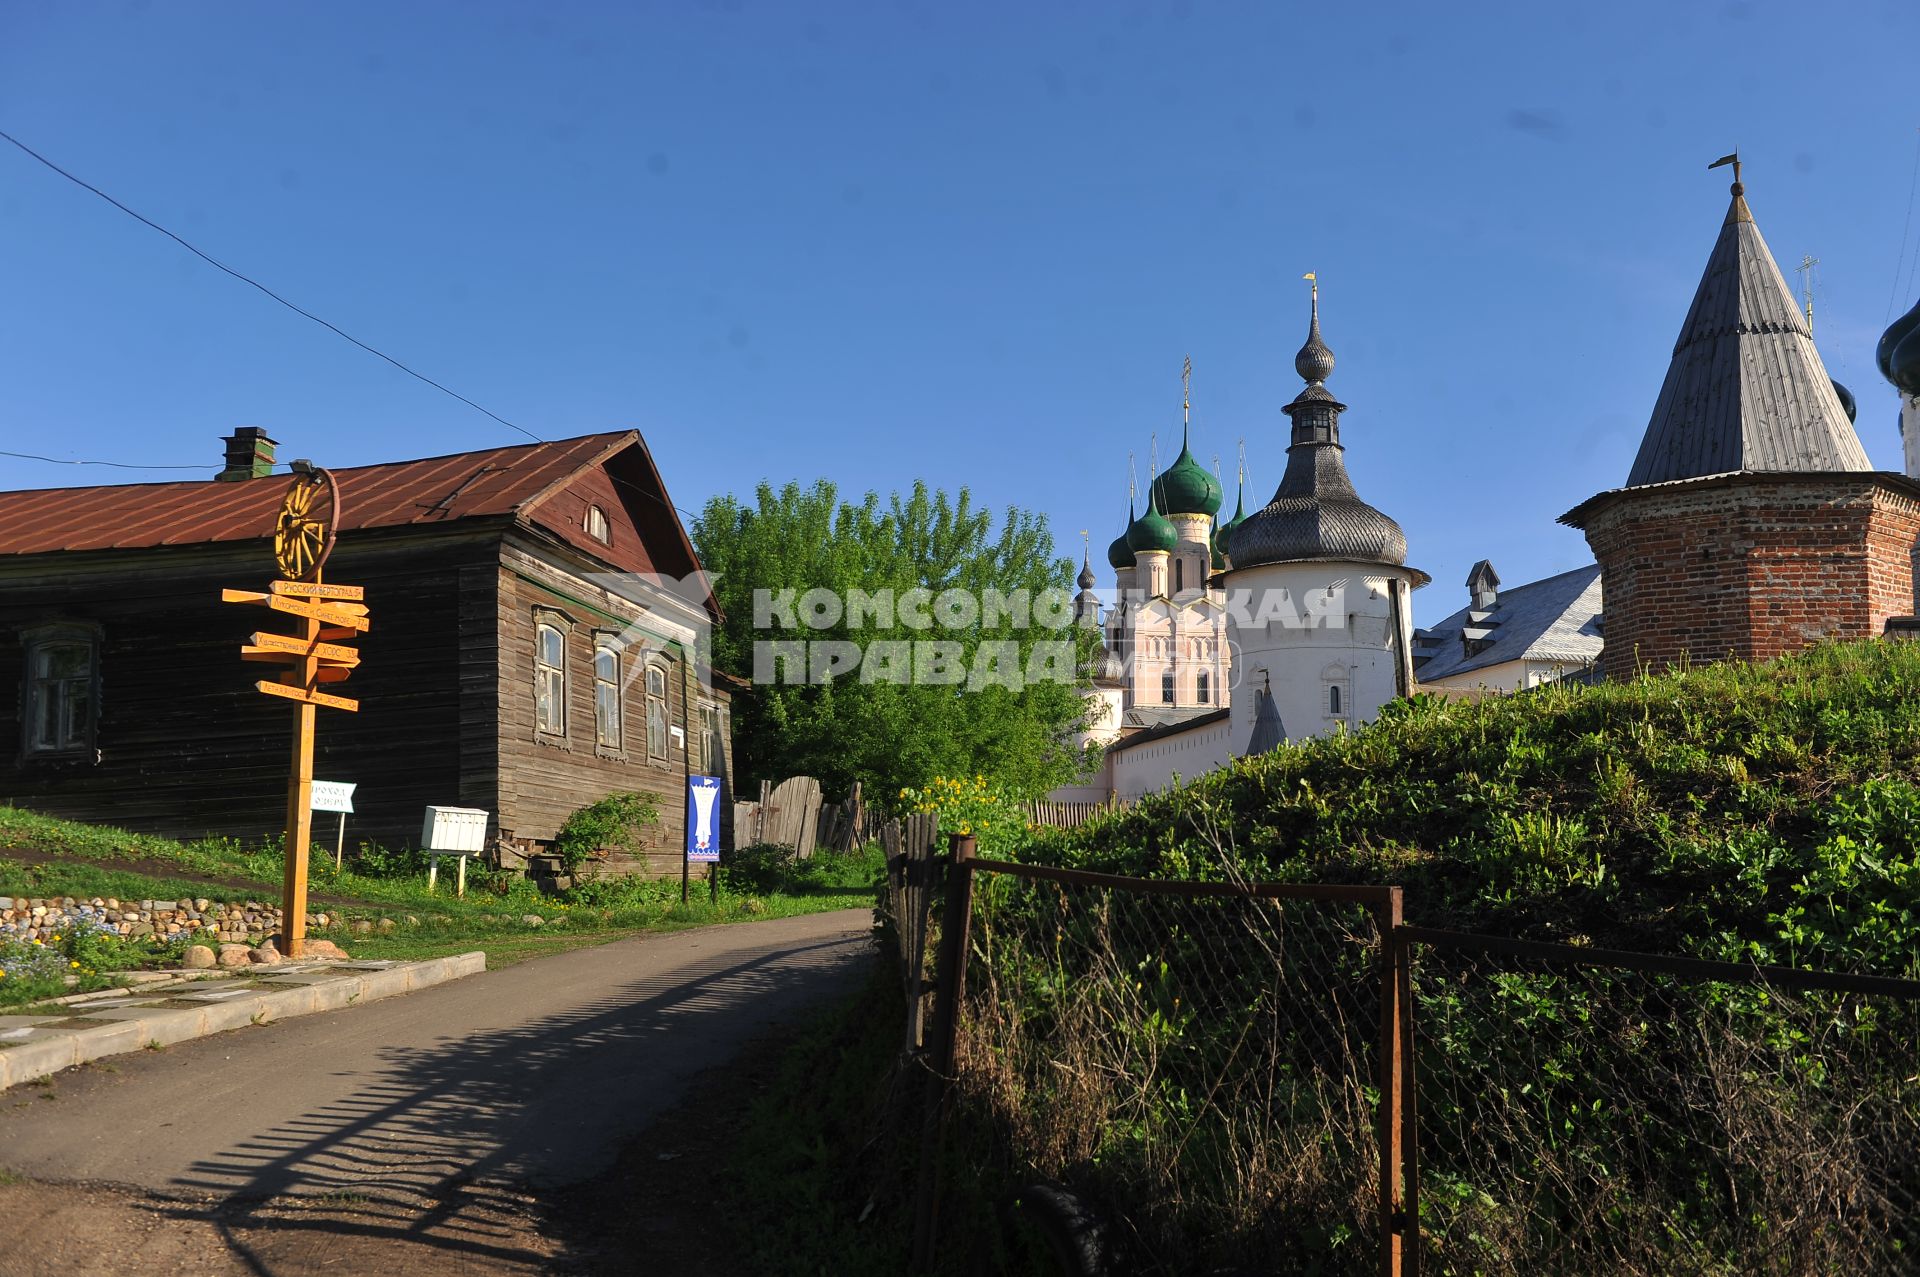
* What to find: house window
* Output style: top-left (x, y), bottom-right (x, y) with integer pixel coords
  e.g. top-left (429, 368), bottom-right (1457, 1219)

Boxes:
top-left (1329, 684), bottom-right (1341, 715)
top-left (594, 642), bottom-right (623, 749)
top-left (645, 663), bottom-right (669, 762)
top-left (700, 702), bottom-right (724, 773)
top-left (24, 627), bottom-right (97, 756)
top-left (1197, 669), bottom-right (1211, 704)
top-left (1161, 669), bottom-right (1175, 703)
top-left (535, 623), bottom-right (567, 736)
top-left (585, 504), bottom-right (611, 544)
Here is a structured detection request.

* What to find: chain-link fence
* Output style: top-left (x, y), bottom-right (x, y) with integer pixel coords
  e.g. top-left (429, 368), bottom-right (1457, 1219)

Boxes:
top-left (940, 856), bottom-right (1403, 1275)
top-left (905, 842), bottom-right (1920, 1275)
top-left (1405, 927), bottom-right (1920, 1277)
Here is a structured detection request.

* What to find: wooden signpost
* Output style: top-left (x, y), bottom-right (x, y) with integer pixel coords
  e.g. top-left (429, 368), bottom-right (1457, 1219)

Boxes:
top-left (221, 465), bottom-right (366, 959)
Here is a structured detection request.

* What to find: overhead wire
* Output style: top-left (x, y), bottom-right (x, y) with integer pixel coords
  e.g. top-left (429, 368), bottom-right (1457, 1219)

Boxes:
top-left (1888, 127), bottom-right (1920, 324)
top-left (0, 130), bottom-right (710, 526)
top-left (0, 127), bottom-right (545, 447)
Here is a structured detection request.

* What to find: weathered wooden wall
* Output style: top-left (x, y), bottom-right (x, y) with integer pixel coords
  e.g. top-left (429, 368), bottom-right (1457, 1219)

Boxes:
top-left (0, 525), bottom-right (498, 848)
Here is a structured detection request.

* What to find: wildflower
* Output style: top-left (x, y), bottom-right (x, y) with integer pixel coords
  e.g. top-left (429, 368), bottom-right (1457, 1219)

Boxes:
top-left (70, 961), bottom-right (80, 969)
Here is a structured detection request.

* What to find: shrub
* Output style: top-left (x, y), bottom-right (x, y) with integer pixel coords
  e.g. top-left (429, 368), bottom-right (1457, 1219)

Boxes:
top-left (723, 842), bottom-right (799, 894)
top-left (553, 791), bottom-right (661, 874)
top-left (897, 774), bottom-right (1032, 856)
top-left (353, 840), bottom-right (427, 879)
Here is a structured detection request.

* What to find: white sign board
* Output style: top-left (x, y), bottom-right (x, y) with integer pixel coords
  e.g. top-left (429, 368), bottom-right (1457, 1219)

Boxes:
top-left (310, 781), bottom-right (357, 814)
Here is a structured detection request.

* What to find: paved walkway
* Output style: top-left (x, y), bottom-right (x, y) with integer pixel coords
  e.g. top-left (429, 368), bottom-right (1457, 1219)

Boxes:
top-left (0, 909), bottom-right (873, 1275)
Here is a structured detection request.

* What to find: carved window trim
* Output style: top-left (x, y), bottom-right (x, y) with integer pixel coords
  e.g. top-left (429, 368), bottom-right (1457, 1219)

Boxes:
top-left (20, 622), bottom-right (101, 761)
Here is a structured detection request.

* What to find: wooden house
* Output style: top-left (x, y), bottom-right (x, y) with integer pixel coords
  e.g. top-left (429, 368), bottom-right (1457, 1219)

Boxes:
top-left (0, 429), bottom-right (732, 876)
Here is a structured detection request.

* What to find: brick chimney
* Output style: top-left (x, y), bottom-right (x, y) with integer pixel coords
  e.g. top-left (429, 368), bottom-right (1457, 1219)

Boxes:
top-left (216, 428), bottom-right (278, 482)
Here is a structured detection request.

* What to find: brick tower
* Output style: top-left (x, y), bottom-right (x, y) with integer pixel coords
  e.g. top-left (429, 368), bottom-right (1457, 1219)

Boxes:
top-left (1562, 158), bottom-right (1920, 678)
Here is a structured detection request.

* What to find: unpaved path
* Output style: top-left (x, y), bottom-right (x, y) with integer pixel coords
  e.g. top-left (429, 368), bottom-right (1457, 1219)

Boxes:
top-left (0, 908), bottom-right (874, 1276)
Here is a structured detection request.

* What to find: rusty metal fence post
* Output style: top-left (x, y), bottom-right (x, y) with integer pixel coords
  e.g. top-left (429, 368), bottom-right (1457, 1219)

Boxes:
top-left (1374, 888), bottom-right (1417, 1277)
top-left (909, 833), bottom-right (977, 1268)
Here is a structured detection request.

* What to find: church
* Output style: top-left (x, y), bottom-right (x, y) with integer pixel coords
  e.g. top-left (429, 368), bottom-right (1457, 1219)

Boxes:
top-left (1056, 157), bottom-right (1920, 803)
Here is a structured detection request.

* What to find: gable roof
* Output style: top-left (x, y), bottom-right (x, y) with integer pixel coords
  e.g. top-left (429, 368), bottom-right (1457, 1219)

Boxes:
top-left (0, 431), bottom-right (626, 555)
top-left (1413, 563), bottom-right (1603, 683)
top-left (1624, 181), bottom-right (1869, 487)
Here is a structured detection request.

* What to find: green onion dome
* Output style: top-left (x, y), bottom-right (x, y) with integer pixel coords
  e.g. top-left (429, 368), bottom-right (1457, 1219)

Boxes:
top-left (1212, 482), bottom-right (1248, 564)
top-left (1126, 487), bottom-right (1178, 554)
top-left (1106, 502), bottom-right (1138, 570)
top-left (1150, 430), bottom-right (1224, 517)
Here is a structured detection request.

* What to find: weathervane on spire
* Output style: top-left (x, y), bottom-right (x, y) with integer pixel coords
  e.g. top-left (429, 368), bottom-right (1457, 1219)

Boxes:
top-left (1128, 451), bottom-right (1138, 503)
top-left (1709, 148), bottom-right (1742, 187)
top-left (1237, 438), bottom-right (1247, 486)
top-left (1304, 271), bottom-right (1318, 305)
top-left (1182, 355), bottom-right (1192, 429)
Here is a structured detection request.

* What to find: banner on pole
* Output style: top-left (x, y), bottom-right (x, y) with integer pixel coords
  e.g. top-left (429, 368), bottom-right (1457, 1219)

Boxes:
top-left (687, 775), bottom-right (722, 862)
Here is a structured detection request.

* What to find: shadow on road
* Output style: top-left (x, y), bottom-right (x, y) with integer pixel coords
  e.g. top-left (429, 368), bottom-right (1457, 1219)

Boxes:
top-left (149, 932), bottom-right (868, 1276)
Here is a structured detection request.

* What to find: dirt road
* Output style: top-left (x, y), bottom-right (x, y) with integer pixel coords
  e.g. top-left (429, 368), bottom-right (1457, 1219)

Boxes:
top-left (0, 908), bottom-right (874, 1276)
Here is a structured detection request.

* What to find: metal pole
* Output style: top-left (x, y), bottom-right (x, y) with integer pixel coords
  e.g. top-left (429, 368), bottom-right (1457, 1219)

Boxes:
top-left (910, 833), bottom-right (977, 1268)
top-left (1376, 887), bottom-right (1406, 1277)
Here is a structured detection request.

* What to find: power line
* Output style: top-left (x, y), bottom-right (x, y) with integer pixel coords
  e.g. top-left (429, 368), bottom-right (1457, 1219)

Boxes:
top-left (0, 127), bottom-right (545, 447)
top-left (1888, 127), bottom-right (1920, 325)
top-left (0, 448), bottom-right (234, 472)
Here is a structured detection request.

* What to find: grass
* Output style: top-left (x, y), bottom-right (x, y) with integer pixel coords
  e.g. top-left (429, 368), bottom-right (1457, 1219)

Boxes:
top-left (0, 805), bottom-right (886, 998)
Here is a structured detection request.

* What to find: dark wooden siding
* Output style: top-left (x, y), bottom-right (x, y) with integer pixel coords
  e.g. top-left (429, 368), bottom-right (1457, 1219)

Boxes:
top-left (0, 525), bottom-right (504, 848)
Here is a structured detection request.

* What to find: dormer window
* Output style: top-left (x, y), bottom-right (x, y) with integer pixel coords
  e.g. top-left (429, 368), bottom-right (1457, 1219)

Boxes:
top-left (585, 504), bottom-right (611, 544)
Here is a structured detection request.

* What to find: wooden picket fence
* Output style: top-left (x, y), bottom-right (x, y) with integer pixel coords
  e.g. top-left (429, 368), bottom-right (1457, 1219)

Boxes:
top-left (1022, 797), bottom-right (1129, 829)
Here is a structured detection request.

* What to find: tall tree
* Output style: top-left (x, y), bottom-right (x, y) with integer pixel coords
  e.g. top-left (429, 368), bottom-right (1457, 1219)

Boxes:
top-left (692, 480), bottom-right (1093, 802)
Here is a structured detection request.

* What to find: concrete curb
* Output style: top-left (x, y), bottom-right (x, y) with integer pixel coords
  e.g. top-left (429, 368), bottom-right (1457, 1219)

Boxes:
top-left (0, 952), bottom-right (486, 1091)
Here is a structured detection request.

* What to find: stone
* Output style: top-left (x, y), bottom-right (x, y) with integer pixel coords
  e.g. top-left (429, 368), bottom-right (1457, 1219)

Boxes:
top-left (521, 914), bottom-right (545, 927)
top-left (0, 898), bottom-right (12, 911)
top-left (376, 918), bottom-right (396, 934)
top-left (194, 898), bottom-right (210, 912)
top-left (249, 944), bottom-right (282, 966)
top-left (182, 945), bottom-right (216, 970)
top-left (303, 939), bottom-right (350, 960)
top-left (128, 922), bottom-right (155, 938)
top-left (404, 916), bottom-right (420, 927)
top-left (350, 919), bottom-right (374, 936)
top-left (216, 944), bottom-right (253, 969)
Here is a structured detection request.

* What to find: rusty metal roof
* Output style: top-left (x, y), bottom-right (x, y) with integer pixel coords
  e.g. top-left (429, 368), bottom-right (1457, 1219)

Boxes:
top-left (0, 432), bottom-right (633, 556)
top-left (1625, 183), bottom-right (1869, 487)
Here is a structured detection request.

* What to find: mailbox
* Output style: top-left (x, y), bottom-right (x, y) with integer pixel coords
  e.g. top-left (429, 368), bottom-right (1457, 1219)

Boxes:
top-left (422, 805), bottom-right (489, 853)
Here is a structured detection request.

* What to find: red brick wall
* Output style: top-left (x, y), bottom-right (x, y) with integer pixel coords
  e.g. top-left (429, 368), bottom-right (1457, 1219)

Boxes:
top-left (1580, 477), bottom-right (1920, 679)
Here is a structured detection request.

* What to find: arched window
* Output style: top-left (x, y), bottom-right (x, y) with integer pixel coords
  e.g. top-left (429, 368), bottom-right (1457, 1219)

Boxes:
top-left (1198, 669), bottom-right (1211, 704)
top-left (535, 623), bottom-right (567, 735)
top-left (593, 641), bottom-right (622, 749)
top-left (645, 662), bottom-right (670, 762)
top-left (1329, 684), bottom-right (1341, 716)
top-left (1174, 558), bottom-right (1184, 593)
top-left (585, 504), bottom-right (611, 544)
top-left (1161, 669), bottom-right (1175, 703)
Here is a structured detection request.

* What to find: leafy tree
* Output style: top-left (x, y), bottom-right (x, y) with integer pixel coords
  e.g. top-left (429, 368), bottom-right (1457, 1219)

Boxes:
top-left (692, 479), bottom-right (1094, 802)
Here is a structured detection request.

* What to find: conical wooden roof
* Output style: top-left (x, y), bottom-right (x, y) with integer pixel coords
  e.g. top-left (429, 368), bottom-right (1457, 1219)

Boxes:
top-left (1626, 180), bottom-right (1869, 486)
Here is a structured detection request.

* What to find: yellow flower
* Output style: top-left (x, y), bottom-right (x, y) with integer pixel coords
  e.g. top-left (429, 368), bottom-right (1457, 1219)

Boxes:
top-left (70, 961), bottom-right (80, 969)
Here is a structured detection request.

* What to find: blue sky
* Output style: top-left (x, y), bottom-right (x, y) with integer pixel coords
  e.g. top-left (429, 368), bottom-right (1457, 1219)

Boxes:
top-left (4, 1), bottom-right (1918, 624)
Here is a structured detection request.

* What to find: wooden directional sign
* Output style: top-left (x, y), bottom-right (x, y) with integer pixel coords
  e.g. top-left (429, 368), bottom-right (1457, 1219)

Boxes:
top-left (256, 678), bottom-right (360, 712)
top-left (246, 632), bottom-right (361, 662)
top-left (270, 580), bottom-right (365, 601)
top-left (222, 589), bottom-right (372, 633)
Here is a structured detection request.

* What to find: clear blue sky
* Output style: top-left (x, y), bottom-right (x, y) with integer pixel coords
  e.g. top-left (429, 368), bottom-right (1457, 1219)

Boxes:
top-left (4, 1), bottom-right (1918, 623)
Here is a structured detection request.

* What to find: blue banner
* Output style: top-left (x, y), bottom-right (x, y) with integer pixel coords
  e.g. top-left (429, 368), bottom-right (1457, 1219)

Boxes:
top-left (686, 774), bottom-right (722, 862)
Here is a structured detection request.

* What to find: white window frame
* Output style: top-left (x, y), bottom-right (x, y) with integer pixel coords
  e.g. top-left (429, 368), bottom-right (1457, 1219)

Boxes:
top-left (585, 504), bottom-right (611, 544)
top-left (22, 624), bottom-right (99, 758)
top-left (645, 661), bottom-right (670, 763)
top-left (534, 614), bottom-right (570, 738)
top-left (593, 638), bottom-right (624, 751)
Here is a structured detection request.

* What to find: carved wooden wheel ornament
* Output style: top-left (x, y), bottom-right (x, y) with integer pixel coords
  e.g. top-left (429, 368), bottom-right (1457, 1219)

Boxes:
top-left (273, 466), bottom-right (342, 581)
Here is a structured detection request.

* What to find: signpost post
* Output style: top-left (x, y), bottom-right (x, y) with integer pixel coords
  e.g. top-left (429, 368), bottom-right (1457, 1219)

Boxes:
top-left (687, 774), bottom-right (722, 905)
top-left (311, 781), bottom-right (357, 871)
top-left (221, 466), bottom-right (365, 959)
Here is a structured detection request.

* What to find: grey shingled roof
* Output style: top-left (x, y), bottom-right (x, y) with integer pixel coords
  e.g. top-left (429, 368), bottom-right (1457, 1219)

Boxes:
top-left (1413, 563), bottom-right (1603, 683)
top-left (1107, 706), bottom-right (1230, 755)
top-left (1626, 188), bottom-right (1869, 486)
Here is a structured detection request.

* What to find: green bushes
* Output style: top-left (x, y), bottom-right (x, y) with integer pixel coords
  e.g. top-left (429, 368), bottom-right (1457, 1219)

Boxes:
top-left (553, 792), bottom-right (661, 874)
top-left (1025, 639), bottom-right (1920, 977)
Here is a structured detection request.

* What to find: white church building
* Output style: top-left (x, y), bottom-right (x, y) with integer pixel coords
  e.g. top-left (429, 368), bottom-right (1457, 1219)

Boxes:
top-left (1054, 289), bottom-right (1431, 802)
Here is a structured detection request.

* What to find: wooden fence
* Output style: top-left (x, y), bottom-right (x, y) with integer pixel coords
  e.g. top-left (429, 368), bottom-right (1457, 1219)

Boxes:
top-left (1022, 797), bottom-right (1129, 829)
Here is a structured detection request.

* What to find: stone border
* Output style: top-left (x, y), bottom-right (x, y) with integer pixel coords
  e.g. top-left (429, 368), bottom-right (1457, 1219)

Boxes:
top-left (0, 952), bottom-right (485, 1091)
